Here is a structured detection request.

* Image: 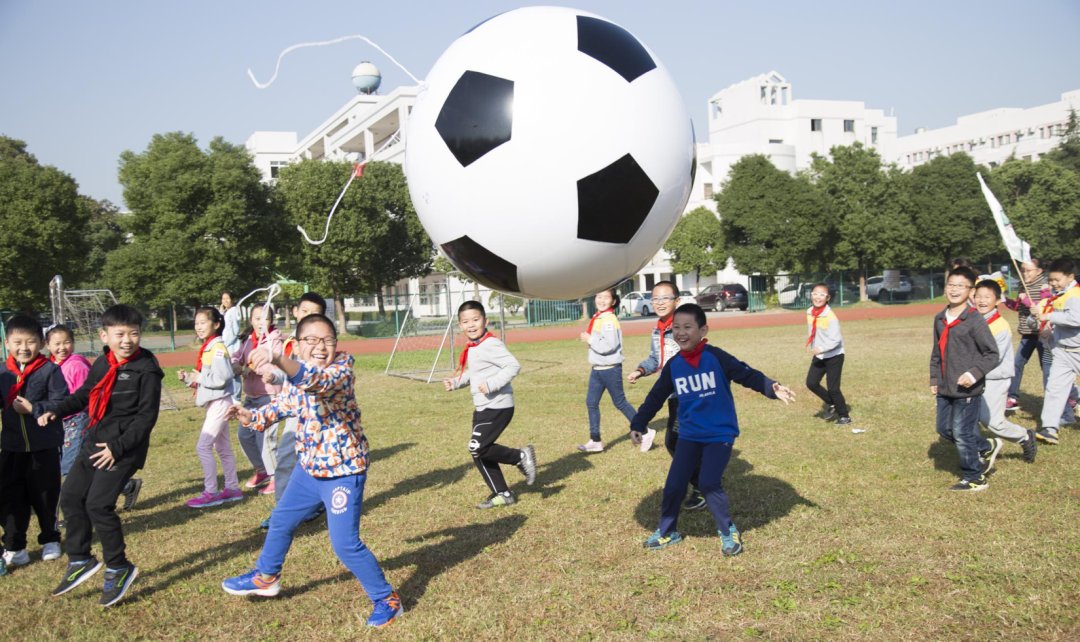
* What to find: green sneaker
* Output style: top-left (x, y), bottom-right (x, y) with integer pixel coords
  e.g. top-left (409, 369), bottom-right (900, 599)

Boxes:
top-left (719, 524), bottom-right (743, 556)
top-left (643, 529), bottom-right (683, 550)
top-left (476, 492), bottom-right (516, 509)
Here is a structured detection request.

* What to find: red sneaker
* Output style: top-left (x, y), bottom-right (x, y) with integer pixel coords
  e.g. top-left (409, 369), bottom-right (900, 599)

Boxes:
top-left (259, 478), bottom-right (276, 496)
top-left (245, 471), bottom-right (271, 489)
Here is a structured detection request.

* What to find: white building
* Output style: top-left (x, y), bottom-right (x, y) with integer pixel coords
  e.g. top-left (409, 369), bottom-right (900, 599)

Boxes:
top-left (895, 89), bottom-right (1080, 170)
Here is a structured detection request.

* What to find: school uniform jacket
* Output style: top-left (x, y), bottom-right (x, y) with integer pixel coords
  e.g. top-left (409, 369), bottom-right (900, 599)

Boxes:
top-left (806, 305), bottom-right (844, 360)
top-left (630, 344), bottom-right (777, 444)
top-left (929, 307), bottom-right (998, 398)
top-left (53, 348), bottom-right (164, 469)
top-left (984, 310), bottom-right (1015, 381)
top-left (0, 360), bottom-right (66, 452)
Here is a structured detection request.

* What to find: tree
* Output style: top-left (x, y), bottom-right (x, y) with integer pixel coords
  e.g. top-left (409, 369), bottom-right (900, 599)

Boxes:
top-left (991, 158), bottom-right (1080, 260)
top-left (0, 137), bottom-right (88, 311)
top-left (75, 197), bottom-right (124, 289)
top-left (663, 206), bottom-right (722, 287)
top-left (808, 143), bottom-right (911, 298)
top-left (277, 160), bottom-right (433, 330)
top-left (1042, 108), bottom-right (1080, 178)
top-left (714, 155), bottom-right (834, 274)
top-left (103, 132), bottom-right (282, 310)
top-left (905, 153), bottom-right (999, 270)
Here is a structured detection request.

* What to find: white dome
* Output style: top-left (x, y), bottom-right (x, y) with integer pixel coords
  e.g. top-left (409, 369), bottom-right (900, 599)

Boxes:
top-left (351, 61), bottom-right (381, 94)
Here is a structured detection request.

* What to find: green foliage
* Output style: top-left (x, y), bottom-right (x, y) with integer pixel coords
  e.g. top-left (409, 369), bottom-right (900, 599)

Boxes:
top-left (991, 158), bottom-right (1080, 260)
top-left (663, 206), bottom-right (722, 279)
top-left (715, 155), bottom-right (834, 273)
top-left (1042, 108), bottom-right (1080, 178)
top-left (489, 290), bottom-right (524, 315)
top-left (103, 132), bottom-right (281, 308)
top-left (0, 136), bottom-right (88, 311)
top-left (75, 197), bottom-right (124, 289)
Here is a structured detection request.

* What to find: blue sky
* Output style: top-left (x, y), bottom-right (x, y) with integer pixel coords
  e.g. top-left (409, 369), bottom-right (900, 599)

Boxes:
top-left (1, 0), bottom-right (1078, 207)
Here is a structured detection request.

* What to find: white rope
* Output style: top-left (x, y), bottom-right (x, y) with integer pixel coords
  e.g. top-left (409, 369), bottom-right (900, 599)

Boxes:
top-left (260, 284), bottom-right (282, 361)
top-left (246, 34), bottom-right (421, 88)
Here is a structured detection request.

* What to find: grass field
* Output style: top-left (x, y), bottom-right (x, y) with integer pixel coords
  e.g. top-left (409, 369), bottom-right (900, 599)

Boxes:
top-left (2, 313), bottom-right (1078, 640)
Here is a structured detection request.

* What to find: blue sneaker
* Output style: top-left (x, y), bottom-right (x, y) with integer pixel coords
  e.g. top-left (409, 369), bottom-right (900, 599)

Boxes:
top-left (259, 516), bottom-right (271, 530)
top-left (367, 590), bottom-right (403, 628)
top-left (0, 556), bottom-right (6, 577)
top-left (719, 524), bottom-right (743, 557)
top-left (99, 563), bottom-right (139, 607)
top-left (222, 569), bottom-right (281, 597)
top-left (643, 529), bottom-right (683, 551)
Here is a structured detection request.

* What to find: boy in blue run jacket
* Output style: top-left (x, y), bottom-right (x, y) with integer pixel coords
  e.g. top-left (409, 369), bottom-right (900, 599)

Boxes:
top-left (631, 304), bottom-right (795, 555)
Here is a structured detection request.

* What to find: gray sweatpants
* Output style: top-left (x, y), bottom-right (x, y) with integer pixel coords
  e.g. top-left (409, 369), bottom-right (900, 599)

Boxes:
top-left (274, 416), bottom-right (299, 501)
top-left (1041, 348), bottom-right (1080, 429)
top-left (979, 378), bottom-right (1028, 442)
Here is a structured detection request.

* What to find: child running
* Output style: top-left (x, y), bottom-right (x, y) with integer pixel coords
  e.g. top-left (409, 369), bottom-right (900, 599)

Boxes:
top-left (443, 301), bottom-right (537, 509)
top-left (178, 307), bottom-right (243, 508)
top-left (39, 304), bottom-right (163, 607)
top-left (631, 304), bottom-right (795, 554)
top-left (232, 303), bottom-right (283, 495)
top-left (222, 313), bottom-right (402, 628)
top-left (1035, 259), bottom-right (1080, 445)
top-left (804, 283), bottom-right (852, 426)
top-left (972, 279), bottom-right (1038, 466)
top-left (578, 287), bottom-right (637, 453)
top-left (1, 315), bottom-right (67, 569)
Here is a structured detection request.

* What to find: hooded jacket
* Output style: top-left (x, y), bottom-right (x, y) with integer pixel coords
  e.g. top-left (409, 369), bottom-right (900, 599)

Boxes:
top-left (0, 359), bottom-right (66, 452)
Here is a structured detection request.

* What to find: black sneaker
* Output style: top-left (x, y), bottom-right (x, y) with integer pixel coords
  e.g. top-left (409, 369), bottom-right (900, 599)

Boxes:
top-left (476, 492), bottom-right (516, 509)
top-left (99, 563), bottom-right (139, 607)
top-left (836, 417), bottom-right (852, 426)
top-left (1020, 430), bottom-right (1038, 463)
top-left (682, 490), bottom-right (706, 511)
top-left (949, 476), bottom-right (989, 492)
top-left (121, 478), bottom-right (143, 511)
top-left (1035, 427), bottom-right (1059, 445)
top-left (981, 438), bottom-right (1004, 475)
top-left (817, 404), bottom-right (837, 421)
top-left (517, 445), bottom-right (537, 486)
top-left (52, 557), bottom-right (103, 596)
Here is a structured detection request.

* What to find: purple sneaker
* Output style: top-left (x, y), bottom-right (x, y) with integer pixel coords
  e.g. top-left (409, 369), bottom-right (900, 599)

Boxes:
top-left (186, 491), bottom-right (224, 509)
top-left (218, 488), bottom-right (244, 504)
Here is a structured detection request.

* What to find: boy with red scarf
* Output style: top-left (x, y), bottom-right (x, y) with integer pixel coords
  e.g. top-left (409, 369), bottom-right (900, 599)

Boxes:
top-left (631, 304), bottom-right (795, 554)
top-left (930, 267), bottom-right (999, 492)
top-left (1, 314), bottom-right (68, 569)
top-left (577, 288), bottom-right (636, 452)
top-left (38, 304), bottom-right (163, 607)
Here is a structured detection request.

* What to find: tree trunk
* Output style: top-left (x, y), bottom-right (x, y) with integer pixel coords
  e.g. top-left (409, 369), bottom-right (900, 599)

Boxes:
top-left (172, 303), bottom-right (178, 333)
top-left (376, 288), bottom-right (386, 315)
top-left (334, 292), bottom-right (348, 335)
top-left (283, 298), bottom-right (292, 330)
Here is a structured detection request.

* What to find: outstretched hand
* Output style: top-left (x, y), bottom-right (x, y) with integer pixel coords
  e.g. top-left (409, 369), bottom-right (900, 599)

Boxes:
top-left (226, 403), bottom-right (254, 427)
top-left (772, 382), bottom-right (796, 405)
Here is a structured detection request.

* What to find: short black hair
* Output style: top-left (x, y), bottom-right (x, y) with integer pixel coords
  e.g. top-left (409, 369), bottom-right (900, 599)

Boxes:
top-left (810, 282), bottom-right (831, 296)
top-left (652, 280), bottom-right (679, 298)
top-left (101, 305), bottom-right (144, 329)
top-left (296, 313), bottom-right (337, 338)
top-left (975, 279), bottom-right (1002, 299)
top-left (947, 266), bottom-right (978, 286)
top-left (1048, 258), bottom-right (1075, 277)
top-left (298, 292), bottom-right (327, 314)
top-left (195, 306), bottom-right (224, 337)
top-left (46, 324), bottom-right (75, 343)
top-left (949, 257), bottom-right (973, 270)
top-left (673, 303), bottom-right (707, 327)
top-left (5, 314), bottom-right (43, 339)
top-left (457, 300), bottom-right (486, 318)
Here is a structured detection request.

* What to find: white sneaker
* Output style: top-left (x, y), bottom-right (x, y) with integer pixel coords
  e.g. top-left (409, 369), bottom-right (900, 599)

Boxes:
top-left (42, 542), bottom-right (62, 561)
top-left (639, 428), bottom-right (657, 452)
top-left (3, 549), bottom-right (30, 568)
top-left (577, 440), bottom-right (604, 453)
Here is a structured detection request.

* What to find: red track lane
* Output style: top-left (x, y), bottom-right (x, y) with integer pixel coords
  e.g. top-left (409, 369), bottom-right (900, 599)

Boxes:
top-left (151, 302), bottom-right (943, 368)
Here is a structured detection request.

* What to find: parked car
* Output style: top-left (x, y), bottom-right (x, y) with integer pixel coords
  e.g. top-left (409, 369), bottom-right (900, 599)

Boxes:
top-left (866, 275), bottom-right (913, 301)
top-left (621, 291), bottom-right (653, 316)
top-left (696, 283), bottom-right (748, 311)
top-left (779, 281), bottom-right (859, 308)
top-left (678, 290), bottom-right (697, 306)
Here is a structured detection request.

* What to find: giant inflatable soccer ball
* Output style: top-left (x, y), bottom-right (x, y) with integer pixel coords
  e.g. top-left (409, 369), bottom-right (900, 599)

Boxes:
top-left (405, 6), bottom-right (695, 299)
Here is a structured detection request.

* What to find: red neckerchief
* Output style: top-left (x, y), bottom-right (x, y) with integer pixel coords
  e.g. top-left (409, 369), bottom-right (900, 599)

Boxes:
top-left (250, 325), bottom-right (276, 350)
top-left (87, 348), bottom-right (140, 428)
top-left (458, 331), bottom-right (494, 373)
top-left (194, 336), bottom-right (217, 372)
top-left (4, 354), bottom-right (48, 409)
top-left (586, 308), bottom-right (613, 335)
top-left (806, 305), bottom-right (827, 347)
top-left (656, 316), bottom-right (674, 366)
top-left (1039, 283), bottom-right (1079, 331)
top-left (679, 339), bottom-right (708, 368)
top-left (938, 307), bottom-right (972, 375)
top-left (984, 310), bottom-right (1001, 326)
top-left (49, 354), bottom-right (65, 365)
top-left (284, 336), bottom-right (296, 358)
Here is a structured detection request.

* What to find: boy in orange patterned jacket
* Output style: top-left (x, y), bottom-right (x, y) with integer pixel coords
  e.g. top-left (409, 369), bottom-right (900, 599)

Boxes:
top-left (222, 314), bottom-right (401, 629)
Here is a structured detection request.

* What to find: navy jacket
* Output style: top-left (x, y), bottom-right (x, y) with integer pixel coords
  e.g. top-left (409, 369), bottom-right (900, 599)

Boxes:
top-left (54, 348), bottom-right (164, 469)
top-left (631, 343), bottom-right (777, 443)
top-left (0, 359), bottom-right (67, 452)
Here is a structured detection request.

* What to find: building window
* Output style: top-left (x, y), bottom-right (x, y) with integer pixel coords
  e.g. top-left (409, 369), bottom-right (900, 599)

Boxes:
top-left (810, 119), bottom-right (822, 132)
top-left (843, 119), bottom-right (855, 133)
top-left (871, 127), bottom-right (878, 144)
top-left (768, 138), bottom-right (783, 144)
top-left (269, 160), bottom-right (289, 179)
top-left (710, 100), bottom-right (722, 119)
top-left (760, 86), bottom-right (767, 104)
top-left (704, 184), bottom-right (714, 199)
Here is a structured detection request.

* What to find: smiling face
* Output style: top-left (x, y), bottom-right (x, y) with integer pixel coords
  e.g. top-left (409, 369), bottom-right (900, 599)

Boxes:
top-left (220, 292), bottom-right (233, 310)
top-left (250, 306), bottom-right (269, 335)
top-left (1048, 270), bottom-right (1074, 293)
top-left (594, 290), bottom-right (614, 311)
top-left (651, 283), bottom-right (679, 319)
top-left (810, 285), bottom-right (830, 308)
top-left (98, 324), bottom-right (141, 361)
top-left (671, 311), bottom-right (708, 351)
top-left (295, 300), bottom-right (322, 322)
top-left (457, 308), bottom-right (487, 341)
top-left (47, 331), bottom-right (75, 363)
top-left (6, 329), bottom-right (42, 366)
top-left (194, 311), bottom-right (220, 341)
top-left (973, 286), bottom-right (999, 315)
top-left (945, 275), bottom-right (973, 306)
top-left (297, 318), bottom-right (337, 367)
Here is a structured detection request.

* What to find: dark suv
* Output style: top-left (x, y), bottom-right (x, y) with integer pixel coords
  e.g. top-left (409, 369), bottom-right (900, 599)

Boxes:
top-left (696, 283), bottom-right (748, 311)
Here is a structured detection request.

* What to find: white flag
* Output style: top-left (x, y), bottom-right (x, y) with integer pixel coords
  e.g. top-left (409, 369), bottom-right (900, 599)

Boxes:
top-left (977, 172), bottom-right (1031, 263)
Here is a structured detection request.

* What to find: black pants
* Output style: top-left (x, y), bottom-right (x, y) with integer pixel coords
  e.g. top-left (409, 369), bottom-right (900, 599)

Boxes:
top-left (1, 449), bottom-right (62, 551)
top-left (806, 354), bottom-right (849, 418)
top-left (469, 407), bottom-right (521, 495)
top-left (60, 453), bottom-right (139, 568)
top-left (661, 398), bottom-right (700, 491)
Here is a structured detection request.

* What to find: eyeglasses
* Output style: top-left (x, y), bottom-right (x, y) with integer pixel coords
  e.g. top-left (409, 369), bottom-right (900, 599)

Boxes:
top-left (653, 296), bottom-right (677, 303)
top-left (945, 284), bottom-right (971, 291)
top-left (299, 336), bottom-right (338, 348)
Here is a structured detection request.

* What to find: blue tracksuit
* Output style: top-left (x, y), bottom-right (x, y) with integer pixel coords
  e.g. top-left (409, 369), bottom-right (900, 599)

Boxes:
top-left (631, 343), bottom-right (777, 535)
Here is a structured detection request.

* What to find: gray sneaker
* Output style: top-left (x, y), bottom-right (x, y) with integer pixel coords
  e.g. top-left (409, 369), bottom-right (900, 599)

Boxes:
top-left (99, 563), bottom-right (139, 607)
top-left (517, 445), bottom-right (537, 485)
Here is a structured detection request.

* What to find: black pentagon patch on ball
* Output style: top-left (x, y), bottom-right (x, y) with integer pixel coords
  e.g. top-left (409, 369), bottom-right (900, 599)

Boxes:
top-left (576, 15), bottom-right (656, 82)
top-left (435, 71), bottom-right (514, 167)
top-left (577, 153), bottom-right (659, 244)
top-left (441, 235), bottom-right (520, 293)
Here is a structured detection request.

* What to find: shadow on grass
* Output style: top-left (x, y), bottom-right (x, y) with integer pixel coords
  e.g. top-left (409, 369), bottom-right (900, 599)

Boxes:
top-left (282, 514), bottom-right (528, 609)
top-left (633, 450), bottom-right (817, 537)
top-left (927, 439), bottom-right (957, 473)
top-left (364, 462), bottom-right (472, 513)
